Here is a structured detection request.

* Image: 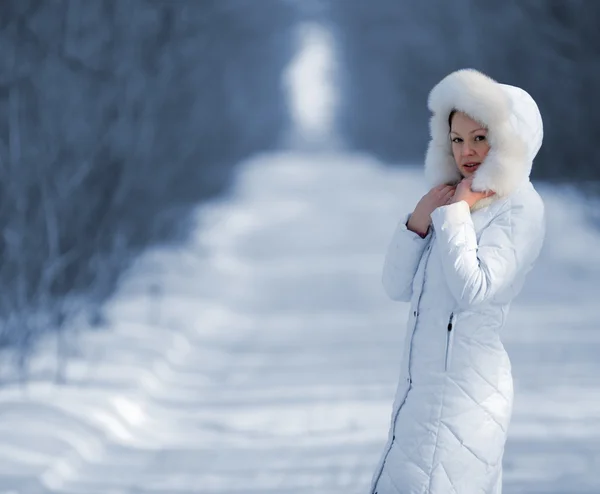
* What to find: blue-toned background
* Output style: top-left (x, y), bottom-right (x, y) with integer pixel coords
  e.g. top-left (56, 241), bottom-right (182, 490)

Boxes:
top-left (0, 1), bottom-right (598, 493)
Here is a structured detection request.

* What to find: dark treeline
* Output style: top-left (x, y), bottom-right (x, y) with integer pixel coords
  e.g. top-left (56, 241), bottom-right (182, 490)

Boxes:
top-left (0, 0), bottom-right (295, 369)
top-left (330, 0), bottom-right (600, 186)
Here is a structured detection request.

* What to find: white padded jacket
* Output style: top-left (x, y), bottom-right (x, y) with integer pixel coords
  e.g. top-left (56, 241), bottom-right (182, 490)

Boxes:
top-left (370, 69), bottom-right (546, 494)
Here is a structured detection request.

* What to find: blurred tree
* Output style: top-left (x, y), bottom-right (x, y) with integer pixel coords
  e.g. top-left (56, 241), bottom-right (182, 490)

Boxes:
top-left (0, 0), bottom-right (295, 371)
top-left (330, 0), bottom-right (600, 185)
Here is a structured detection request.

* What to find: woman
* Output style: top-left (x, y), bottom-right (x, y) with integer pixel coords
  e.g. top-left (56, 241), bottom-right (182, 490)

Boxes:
top-left (370, 69), bottom-right (545, 494)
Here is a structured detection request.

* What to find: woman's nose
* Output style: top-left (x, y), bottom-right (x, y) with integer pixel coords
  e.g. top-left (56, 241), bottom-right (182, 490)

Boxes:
top-left (461, 142), bottom-right (474, 156)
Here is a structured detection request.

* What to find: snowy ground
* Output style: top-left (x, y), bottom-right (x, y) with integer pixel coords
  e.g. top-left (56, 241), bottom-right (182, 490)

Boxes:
top-left (0, 151), bottom-right (598, 494)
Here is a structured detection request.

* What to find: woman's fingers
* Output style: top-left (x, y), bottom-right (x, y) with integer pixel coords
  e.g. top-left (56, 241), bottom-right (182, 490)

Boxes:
top-left (474, 190), bottom-right (495, 199)
top-left (429, 184), bottom-right (458, 208)
top-left (432, 184), bottom-right (456, 194)
top-left (436, 185), bottom-right (455, 197)
top-left (434, 188), bottom-right (455, 206)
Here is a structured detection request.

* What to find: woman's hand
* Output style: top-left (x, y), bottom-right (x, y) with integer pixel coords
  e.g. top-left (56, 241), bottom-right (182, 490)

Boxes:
top-left (407, 184), bottom-right (456, 236)
top-left (450, 176), bottom-right (495, 208)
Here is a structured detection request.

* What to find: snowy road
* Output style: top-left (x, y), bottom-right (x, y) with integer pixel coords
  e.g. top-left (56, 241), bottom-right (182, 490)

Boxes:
top-left (0, 152), bottom-right (598, 493)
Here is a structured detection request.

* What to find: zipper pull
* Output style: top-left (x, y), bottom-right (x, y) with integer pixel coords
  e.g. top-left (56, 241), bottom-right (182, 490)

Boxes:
top-left (447, 312), bottom-right (454, 332)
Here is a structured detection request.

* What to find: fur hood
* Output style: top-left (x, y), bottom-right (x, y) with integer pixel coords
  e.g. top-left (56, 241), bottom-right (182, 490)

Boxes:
top-left (424, 69), bottom-right (543, 210)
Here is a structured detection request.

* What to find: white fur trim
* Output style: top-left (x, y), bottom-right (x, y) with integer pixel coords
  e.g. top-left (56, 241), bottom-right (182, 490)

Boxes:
top-left (424, 69), bottom-right (543, 209)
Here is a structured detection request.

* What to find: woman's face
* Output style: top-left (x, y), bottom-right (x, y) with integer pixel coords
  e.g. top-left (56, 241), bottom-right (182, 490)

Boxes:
top-left (450, 111), bottom-right (490, 177)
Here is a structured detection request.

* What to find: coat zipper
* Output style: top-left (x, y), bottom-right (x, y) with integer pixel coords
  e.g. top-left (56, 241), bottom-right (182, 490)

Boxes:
top-left (371, 233), bottom-right (435, 493)
top-left (444, 312), bottom-right (454, 371)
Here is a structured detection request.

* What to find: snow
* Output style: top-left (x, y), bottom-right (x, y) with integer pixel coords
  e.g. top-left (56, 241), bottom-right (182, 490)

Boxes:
top-left (0, 151), bottom-right (598, 493)
top-left (282, 21), bottom-right (341, 148)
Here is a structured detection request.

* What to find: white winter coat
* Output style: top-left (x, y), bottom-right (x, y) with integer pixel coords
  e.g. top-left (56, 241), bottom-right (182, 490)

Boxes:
top-left (370, 69), bottom-right (546, 494)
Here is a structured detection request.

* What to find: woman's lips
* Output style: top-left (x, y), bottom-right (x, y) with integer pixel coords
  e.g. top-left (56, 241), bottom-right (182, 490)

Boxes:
top-left (463, 162), bottom-right (480, 170)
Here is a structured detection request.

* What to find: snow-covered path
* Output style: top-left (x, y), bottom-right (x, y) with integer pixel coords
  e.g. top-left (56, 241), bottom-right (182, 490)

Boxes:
top-left (0, 152), bottom-right (598, 494)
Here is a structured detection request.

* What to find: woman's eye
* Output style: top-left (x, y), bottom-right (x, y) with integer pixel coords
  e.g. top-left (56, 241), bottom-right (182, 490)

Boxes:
top-left (474, 135), bottom-right (487, 142)
top-left (451, 137), bottom-right (462, 143)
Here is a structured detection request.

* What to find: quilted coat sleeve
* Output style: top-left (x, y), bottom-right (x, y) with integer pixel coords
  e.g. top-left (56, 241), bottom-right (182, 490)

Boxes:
top-left (382, 213), bottom-right (431, 302)
top-left (430, 198), bottom-right (544, 308)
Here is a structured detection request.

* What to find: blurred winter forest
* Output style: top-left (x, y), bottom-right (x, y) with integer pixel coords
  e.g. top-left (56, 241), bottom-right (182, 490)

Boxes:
top-left (0, 0), bottom-right (295, 371)
top-left (1, 0), bottom-right (599, 373)
top-left (331, 0), bottom-right (600, 189)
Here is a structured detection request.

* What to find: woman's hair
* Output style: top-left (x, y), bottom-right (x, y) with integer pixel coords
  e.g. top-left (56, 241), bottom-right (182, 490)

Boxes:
top-left (448, 109), bottom-right (457, 129)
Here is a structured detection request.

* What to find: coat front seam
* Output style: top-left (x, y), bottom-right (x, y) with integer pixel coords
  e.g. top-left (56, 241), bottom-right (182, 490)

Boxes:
top-left (371, 233), bottom-right (434, 493)
top-left (425, 370), bottom-right (449, 493)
